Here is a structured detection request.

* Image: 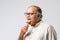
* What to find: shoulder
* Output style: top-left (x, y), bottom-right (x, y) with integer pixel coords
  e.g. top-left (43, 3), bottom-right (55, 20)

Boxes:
top-left (40, 21), bottom-right (55, 30)
top-left (40, 21), bottom-right (51, 28)
top-left (42, 21), bottom-right (56, 33)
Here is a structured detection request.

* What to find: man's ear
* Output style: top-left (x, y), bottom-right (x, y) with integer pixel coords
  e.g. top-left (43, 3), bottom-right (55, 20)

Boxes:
top-left (37, 14), bottom-right (40, 17)
top-left (41, 15), bottom-right (42, 18)
top-left (39, 14), bottom-right (42, 18)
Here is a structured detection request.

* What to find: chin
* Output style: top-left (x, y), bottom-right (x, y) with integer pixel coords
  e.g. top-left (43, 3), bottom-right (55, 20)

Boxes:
top-left (29, 22), bottom-right (34, 26)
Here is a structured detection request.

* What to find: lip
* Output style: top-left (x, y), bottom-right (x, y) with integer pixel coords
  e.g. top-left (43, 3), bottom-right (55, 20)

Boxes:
top-left (26, 18), bottom-right (31, 23)
top-left (27, 18), bottom-right (31, 20)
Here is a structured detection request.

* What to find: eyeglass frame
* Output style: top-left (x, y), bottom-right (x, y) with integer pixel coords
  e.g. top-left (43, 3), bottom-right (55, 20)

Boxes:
top-left (24, 12), bottom-right (38, 16)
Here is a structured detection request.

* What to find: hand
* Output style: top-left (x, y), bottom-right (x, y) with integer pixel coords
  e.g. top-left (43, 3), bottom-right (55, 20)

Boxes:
top-left (20, 23), bottom-right (29, 37)
top-left (18, 23), bottom-right (29, 40)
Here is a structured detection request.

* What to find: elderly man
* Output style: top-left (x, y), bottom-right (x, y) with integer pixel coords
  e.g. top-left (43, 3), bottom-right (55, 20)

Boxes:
top-left (18, 5), bottom-right (57, 40)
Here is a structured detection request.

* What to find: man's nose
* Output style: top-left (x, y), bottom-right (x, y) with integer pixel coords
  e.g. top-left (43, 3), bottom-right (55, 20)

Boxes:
top-left (26, 15), bottom-right (30, 17)
top-left (26, 15), bottom-right (31, 19)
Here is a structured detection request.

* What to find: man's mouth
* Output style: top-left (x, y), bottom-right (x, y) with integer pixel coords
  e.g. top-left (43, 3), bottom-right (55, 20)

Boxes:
top-left (26, 18), bottom-right (31, 22)
top-left (27, 18), bottom-right (31, 20)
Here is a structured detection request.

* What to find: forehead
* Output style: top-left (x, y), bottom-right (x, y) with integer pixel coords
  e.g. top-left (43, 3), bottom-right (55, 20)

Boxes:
top-left (26, 7), bottom-right (37, 13)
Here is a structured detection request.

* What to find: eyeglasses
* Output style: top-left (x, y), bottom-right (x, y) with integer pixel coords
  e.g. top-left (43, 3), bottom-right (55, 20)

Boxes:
top-left (24, 13), bottom-right (36, 16)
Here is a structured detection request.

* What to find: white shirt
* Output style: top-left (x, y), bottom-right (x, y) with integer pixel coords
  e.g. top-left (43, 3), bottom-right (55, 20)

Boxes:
top-left (23, 21), bottom-right (57, 40)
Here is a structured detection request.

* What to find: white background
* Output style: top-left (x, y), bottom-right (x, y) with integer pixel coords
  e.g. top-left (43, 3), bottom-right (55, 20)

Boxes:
top-left (0, 0), bottom-right (60, 40)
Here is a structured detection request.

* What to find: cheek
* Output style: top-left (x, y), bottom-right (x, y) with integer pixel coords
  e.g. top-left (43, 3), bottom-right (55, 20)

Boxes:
top-left (31, 15), bottom-right (36, 21)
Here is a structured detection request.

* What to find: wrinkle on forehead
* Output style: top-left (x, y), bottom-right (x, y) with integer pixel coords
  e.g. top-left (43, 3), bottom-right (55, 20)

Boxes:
top-left (27, 6), bottom-right (37, 13)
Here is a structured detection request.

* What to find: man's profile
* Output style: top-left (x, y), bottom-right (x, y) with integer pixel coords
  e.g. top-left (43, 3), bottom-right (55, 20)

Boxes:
top-left (18, 5), bottom-right (57, 40)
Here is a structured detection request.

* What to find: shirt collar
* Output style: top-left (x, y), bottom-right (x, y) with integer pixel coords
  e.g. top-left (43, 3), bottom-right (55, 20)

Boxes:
top-left (30, 20), bottom-right (43, 28)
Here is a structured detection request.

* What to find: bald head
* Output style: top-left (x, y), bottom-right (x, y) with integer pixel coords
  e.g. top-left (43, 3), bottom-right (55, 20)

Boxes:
top-left (28, 5), bottom-right (42, 14)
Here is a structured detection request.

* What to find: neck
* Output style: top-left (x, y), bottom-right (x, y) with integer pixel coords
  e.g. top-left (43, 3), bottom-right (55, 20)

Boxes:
top-left (31, 20), bottom-right (41, 27)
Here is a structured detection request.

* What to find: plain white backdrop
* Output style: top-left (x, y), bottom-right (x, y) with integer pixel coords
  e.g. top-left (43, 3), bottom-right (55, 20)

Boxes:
top-left (0, 0), bottom-right (60, 40)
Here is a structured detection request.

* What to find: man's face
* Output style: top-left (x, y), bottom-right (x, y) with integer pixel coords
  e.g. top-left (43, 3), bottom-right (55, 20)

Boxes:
top-left (25, 7), bottom-right (39, 25)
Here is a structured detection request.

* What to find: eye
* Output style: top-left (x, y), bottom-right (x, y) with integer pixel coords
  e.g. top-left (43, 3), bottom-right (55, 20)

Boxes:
top-left (30, 13), bottom-right (34, 15)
